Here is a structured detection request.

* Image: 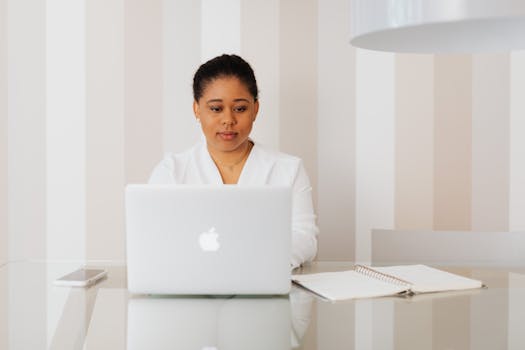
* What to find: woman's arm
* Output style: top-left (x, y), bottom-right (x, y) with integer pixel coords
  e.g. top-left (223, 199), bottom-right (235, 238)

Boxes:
top-left (290, 161), bottom-right (319, 269)
top-left (148, 154), bottom-right (176, 184)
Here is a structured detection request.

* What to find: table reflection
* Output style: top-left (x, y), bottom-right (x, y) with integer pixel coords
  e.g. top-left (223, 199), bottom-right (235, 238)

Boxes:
top-left (127, 296), bottom-right (290, 350)
top-left (4, 263), bottom-right (525, 350)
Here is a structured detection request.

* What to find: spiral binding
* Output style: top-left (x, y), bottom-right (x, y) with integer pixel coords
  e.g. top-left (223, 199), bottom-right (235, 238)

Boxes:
top-left (355, 265), bottom-right (413, 287)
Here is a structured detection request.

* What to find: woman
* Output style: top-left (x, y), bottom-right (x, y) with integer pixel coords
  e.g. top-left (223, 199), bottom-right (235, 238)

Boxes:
top-left (149, 54), bottom-right (318, 269)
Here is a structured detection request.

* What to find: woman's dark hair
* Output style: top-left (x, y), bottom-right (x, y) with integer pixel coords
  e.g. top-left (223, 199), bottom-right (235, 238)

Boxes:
top-left (193, 54), bottom-right (259, 102)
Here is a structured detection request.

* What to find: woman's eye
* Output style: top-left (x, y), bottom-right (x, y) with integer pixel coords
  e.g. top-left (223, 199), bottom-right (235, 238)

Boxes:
top-left (209, 106), bottom-right (222, 112)
top-left (234, 106), bottom-right (247, 112)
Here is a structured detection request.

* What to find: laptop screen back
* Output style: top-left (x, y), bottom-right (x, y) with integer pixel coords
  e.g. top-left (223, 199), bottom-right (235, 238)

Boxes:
top-left (125, 185), bottom-right (292, 294)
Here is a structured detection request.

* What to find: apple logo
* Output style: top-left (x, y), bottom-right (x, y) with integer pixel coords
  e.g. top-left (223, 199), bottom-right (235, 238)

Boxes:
top-left (199, 227), bottom-right (220, 252)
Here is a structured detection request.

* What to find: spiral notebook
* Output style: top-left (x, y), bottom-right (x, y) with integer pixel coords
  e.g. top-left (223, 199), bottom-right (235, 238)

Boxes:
top-left (292, 264), bottom-right (483, 301)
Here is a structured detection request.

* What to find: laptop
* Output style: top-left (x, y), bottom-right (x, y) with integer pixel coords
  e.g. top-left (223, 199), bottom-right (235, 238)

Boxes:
top-left (125, 184), bottom-right (292, 294)
top-left (127, 296), bottom-right (291, 350)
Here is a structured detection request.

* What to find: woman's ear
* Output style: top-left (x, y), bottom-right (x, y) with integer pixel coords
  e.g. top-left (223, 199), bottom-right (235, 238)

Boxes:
top-left (253, 100), bottom-right (259, 121)
top-left (193, 100), bottom-right (200, 121)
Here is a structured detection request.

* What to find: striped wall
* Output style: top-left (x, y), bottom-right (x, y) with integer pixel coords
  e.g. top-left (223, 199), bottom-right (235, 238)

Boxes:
top-left (47, 0), bottom-right (86, 261)
top-left (471, 54), bottom-right (510, 232)
top-left (7, 0), bottom-right (47, 262)
top-left (165, 0), bottom-right (201, 153)
top-left (86, 0), bottom-right (125, 261)
top-left (395, 54), bottom-right (434, 230)
top-left (2, 0), bottom-right (525, 264)
top-left (279, 0), bottom-right (318, 202)
top-left (434, 55), bottom-right (473, 231)
top-left (355, 49), bottom-right (395, 263)
top-left (0, 0), bottom-right (6, 265)
top-left (510, 52), bottom-right (525, 232)
top-left (317, 0), bottom-right (355, 261)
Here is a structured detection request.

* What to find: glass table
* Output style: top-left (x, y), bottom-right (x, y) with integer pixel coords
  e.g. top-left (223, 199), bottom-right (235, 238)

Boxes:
top-left (1, 261), bottom-right (524, 349)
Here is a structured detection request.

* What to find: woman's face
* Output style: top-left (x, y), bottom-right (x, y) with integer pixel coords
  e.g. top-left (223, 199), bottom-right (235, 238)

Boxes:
top-left (193, 76), bottom-right (259, 153)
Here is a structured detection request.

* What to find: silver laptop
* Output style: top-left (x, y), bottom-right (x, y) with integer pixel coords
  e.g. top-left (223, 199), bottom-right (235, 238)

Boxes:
top-left (127, 296), bottom-right (291, 350)
top-left (125, 184), bottom-right (292, 294)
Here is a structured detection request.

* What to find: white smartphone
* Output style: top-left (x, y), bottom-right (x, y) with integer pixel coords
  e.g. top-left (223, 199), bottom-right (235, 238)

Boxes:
top-left (53, 268), bottom-right (107, 287)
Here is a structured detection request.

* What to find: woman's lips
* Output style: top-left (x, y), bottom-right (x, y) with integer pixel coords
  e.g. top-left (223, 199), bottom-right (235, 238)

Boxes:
top-left (217, 131), bottom-right (238, 141)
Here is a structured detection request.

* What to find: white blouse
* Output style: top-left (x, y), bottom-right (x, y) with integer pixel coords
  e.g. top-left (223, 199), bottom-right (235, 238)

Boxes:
top-left (148, 140), bottom-right (319, 269)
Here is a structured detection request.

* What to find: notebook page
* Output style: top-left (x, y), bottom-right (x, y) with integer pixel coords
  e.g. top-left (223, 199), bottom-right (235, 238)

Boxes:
top-left (292, 270), bottom-right (409, 301)
top-left (372, 265), bottom-right (483, 293)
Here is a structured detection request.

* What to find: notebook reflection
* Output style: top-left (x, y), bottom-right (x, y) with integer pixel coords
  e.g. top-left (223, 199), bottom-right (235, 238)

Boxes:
top-left (127, 296), bottom-right (291, 350)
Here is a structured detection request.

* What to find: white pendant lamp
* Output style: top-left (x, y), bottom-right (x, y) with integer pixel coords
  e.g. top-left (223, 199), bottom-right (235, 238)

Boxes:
top-left (350, 0), bottom-right (525, 53)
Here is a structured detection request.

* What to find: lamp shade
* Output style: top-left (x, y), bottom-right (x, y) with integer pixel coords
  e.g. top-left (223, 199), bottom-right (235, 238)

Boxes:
top-left (350, 0), bottom-right (525, 53)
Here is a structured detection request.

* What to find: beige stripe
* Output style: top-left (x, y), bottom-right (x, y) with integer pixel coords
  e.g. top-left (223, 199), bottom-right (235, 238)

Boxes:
top-left (433, 298), bottom-right (470, 349)
top-left (86, 0), bottom-right (125, 261)
top-left (509, 273), bottom-right (525, 347)
top-left (395, 302), bottom-right (432, 349)
top-left (509, 51), bottom-right (525, 231)
top-left (48, 289), bottom-right (90, 349)
top-left (395, 54), bottom-right (434, 230)
top-left (164, 0), bottom-right (201, 153)
top-left (279, 0), bottom-right (318, 203)
top-left (0, 0), bottom-right (7, 264)
top-left (0, 269), bottom-right (6, 348)
top-left (82, 289), bottom-right (127, 349)
top-left (471, 54), bottom-right (510, 231)
top-left (434, 55), bottom-right (472, 231)
top-left (317, 302), bottom-right (354, 348)
top-left (470, 270), bottom-right (509, 348)
top-left (317, 0), bottom-right (355, 261)
top-left (241, 0), bottom-right (280, 149)
top-left (124, 0), bottom-right (163, 184)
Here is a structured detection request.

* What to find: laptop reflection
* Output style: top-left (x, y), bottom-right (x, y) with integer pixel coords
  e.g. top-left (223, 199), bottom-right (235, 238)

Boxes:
top-left (127, 296), bottom-right (291, 350)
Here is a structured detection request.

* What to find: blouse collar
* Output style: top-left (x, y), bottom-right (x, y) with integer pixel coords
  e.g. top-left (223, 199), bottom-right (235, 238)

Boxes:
top-left (196, 139), bottom-right (276, 185)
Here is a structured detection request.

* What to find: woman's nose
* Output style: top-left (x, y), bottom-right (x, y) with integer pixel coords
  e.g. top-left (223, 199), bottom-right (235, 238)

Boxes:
top-left (222, 110), bottom-right (236, 126)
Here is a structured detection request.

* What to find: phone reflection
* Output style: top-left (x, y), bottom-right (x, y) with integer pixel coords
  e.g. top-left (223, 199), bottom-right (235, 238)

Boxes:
top-left (127, 296), bottom-right (291, 350)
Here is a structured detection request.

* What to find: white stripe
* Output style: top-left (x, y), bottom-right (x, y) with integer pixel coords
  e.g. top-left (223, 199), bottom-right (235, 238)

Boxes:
top-left (372, 300), bottom-right (395, 349)
top-left (471, 53), bottom-right (510, 231)
top-left (7, 0), bottom-right (46, 260)
top-left (355, 49), bottom-right (395, 264)
top-left (201, 0), bottom-right (241, 62)
top-left (46, 0), bottom-right (86, 260)
top-left (355, 301), bottom-right (373, 350)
